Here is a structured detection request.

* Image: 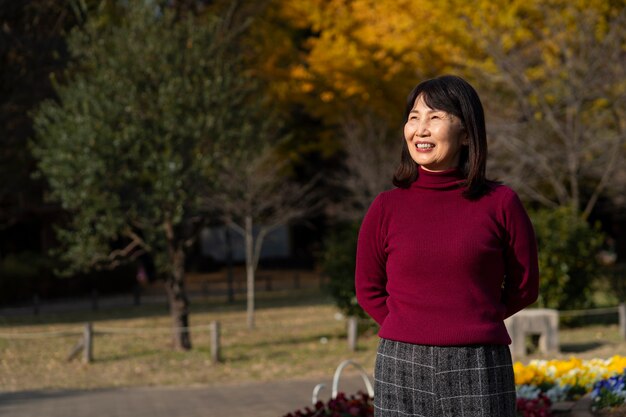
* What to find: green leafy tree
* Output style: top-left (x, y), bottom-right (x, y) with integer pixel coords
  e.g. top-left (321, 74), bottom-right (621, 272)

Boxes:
top-left (530, 207), bottom-right (605, 310)
top-left (32, 2), bottom-right (252, 350)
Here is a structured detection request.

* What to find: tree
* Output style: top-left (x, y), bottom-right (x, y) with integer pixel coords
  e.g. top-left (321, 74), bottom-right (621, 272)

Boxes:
top-left (330, 113), bottom-right (399, 221)
top-left (249, 0), bottom-right (482, 129)
top-left (461, 0), bottom-right (626, 219)
top-left (32, 2), bottom-right (252, 350)
top-left (206, 142), bottom-right (322, 329)
top-left (252, 0), bottom-right (626, 221)
top-left (458, 0), bottom-right (625, 310)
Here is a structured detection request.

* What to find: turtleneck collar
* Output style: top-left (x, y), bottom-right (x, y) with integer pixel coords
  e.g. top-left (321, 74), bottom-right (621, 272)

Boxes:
top-left (411, 165), bottom-right (466, 190)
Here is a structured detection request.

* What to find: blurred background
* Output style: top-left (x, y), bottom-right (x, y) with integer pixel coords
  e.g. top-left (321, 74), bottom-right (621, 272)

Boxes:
top-left (0, 0), bottom-right (624, 344)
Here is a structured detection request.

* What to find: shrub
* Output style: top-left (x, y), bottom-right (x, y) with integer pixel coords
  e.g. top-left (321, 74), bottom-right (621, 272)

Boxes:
top-left (320, 222), bottom-right (366, 319)
top-left (529, 206), bottom-right (605, 310)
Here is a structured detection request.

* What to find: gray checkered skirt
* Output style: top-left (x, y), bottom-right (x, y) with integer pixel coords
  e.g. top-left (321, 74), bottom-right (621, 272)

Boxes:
top-left (374, 338), bottom-right (516, 417)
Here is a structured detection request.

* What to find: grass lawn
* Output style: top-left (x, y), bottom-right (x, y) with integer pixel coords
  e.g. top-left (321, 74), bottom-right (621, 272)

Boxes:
top-left (0, 287), bottom-right (624, 392)
top-left (0, 289), bottom-right (380, 392)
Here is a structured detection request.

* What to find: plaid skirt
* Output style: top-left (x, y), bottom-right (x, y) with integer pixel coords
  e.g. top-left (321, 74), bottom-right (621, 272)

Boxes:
top-left (374, 338), bottom-right (516, 417)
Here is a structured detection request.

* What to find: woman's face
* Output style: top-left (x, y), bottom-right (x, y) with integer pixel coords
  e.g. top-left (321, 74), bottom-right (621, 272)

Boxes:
top-left (404, 95), bottom-right (467, 172)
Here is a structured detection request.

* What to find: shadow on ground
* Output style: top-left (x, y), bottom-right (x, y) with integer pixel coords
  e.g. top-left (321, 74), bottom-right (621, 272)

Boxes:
top-left (560, 341), bottom-right (605, 353)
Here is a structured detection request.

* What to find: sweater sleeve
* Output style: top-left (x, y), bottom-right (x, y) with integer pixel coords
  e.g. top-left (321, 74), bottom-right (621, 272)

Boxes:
top-left (501, 189), bottom-right (540, 319)
top-left (355, 194), bottom-right (389, 325)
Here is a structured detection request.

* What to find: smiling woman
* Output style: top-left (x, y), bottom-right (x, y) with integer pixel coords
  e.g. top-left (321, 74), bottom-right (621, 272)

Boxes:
top-left (355, 75), bottom-right (540, 417)
top-left (404, 96), bottom-right (468, 172)
top-left (393, 75), bottom-right (488, 199)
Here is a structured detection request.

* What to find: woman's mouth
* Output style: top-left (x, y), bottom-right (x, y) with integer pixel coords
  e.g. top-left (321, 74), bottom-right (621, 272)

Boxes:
top-left (416, 142), bottom-right (435, 151)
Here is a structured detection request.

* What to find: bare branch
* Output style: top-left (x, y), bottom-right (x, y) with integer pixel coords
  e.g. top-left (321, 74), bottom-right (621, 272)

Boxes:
top-left (225, 220), bottom-right (246, 237)
top-left (472, 3), bottom-right (626, 214)
top-left (106, 230), bottom-right (146, 263)
top-left (328, 112), bottom-right (398, 221)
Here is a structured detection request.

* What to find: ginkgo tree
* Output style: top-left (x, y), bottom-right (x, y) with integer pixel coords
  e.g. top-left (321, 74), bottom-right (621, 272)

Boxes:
top-left (253, 0), bottom-right (624, 219)
top-left (251, 0), bottom-right (471, 125)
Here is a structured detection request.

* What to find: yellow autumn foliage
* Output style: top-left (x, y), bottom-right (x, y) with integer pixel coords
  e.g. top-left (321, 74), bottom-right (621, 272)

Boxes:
top-left (248, 0), bottom-right (621, 126)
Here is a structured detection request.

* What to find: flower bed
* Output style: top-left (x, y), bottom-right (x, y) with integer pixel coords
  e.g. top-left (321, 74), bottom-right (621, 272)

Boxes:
top-left (514, 355), bottom-right (626, 416)
top-left (592, 372), bottom-right (626, 414)
top-left (282, 392), bottom-right (373, 417)
top-left (284, 356), bottom-right (626, 417)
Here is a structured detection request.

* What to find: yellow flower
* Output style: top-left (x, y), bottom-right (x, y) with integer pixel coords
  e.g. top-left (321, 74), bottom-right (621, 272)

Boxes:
top-left (514, 356), bottom-right (626, 393)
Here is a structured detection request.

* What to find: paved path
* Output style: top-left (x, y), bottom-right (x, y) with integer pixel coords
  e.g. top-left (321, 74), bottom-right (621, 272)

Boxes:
top-left (0, 376), bottom-right (598, 417)
top-left (0, 375), bottom-right (370, 417)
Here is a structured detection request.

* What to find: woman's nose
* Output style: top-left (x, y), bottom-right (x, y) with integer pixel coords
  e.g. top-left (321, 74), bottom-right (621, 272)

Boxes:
top-left (416, 120), bottom-right (430, 137)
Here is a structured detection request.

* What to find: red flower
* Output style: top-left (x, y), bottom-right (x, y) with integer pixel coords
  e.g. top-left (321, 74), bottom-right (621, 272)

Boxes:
top-left (516, 394), bottom-right (552, 417)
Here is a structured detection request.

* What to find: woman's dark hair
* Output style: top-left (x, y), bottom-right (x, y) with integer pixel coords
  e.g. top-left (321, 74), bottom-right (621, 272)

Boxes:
top-left (393, 75), bottom-right (488, 199)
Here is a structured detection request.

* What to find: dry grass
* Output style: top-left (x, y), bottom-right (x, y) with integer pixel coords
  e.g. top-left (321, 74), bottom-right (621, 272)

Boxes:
top-left (0, 289), bottom-right (379, 392)
top-left (0, 288), bottom-right (624, 392)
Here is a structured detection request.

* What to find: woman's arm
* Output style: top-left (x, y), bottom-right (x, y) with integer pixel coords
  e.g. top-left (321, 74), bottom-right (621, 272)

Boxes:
top-left (501, 189), bottom-right (540, 318)
top-left (355, 194), bottom-right (389, 325)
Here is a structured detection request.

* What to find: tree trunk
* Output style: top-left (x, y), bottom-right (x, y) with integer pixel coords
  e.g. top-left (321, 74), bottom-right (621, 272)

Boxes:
top-left (164, 248), bottom-right (192, 350)
top-left (245, 215), bottom-right (255, 330)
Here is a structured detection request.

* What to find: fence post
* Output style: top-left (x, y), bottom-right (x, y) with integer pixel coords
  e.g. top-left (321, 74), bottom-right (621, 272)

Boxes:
top-left (210, 321), bottom-right (221, 364)
top-left (347, 317), bottom-right (358, 351)
top-left (83, 322), bottom-right (93, 364)
top-left (617, 303), bottom-right (626, 339)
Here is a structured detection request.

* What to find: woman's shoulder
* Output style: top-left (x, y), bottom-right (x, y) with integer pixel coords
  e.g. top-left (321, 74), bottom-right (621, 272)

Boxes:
top-left (373, 186), bottom-right (404, 199)
top-left (482, 181), bottom-right (529, 215)
top-left (483, 180), bottom-right (519, 199)
top-left (364, 187), bottom-right (406, 212)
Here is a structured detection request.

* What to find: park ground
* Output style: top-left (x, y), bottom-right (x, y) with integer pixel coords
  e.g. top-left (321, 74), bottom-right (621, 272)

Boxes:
top-left (0, 270), bottom-right (625, 415)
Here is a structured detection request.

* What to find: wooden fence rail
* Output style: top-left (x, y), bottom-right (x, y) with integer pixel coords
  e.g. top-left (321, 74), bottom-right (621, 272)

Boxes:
top-left (1, 303), bottom-right (624, 365)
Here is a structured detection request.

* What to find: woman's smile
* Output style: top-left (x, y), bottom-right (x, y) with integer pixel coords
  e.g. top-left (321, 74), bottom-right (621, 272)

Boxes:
top-left (415, 142), bottom-right (435, 150)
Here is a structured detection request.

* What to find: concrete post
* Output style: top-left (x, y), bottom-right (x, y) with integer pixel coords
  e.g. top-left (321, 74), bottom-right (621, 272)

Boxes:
top-left (83, 322), bottom-right (93, 364)
top-left (210, 321), bottom-right (221, 364)
top-left (347, 317), bottom-right (358, 352)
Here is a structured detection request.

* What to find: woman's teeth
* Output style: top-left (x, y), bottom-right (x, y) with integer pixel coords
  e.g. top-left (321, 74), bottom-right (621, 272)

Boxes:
top-left (416, 143), bottom-right (434, 149)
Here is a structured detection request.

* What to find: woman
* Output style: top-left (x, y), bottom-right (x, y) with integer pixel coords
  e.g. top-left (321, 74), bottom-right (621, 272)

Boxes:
top-left (355, 75), bottom-right (539, 417)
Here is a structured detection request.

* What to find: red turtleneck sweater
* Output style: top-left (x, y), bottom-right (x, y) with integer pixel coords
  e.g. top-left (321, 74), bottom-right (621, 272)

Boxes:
top-left (355, 167), bottom-right (539, 346)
